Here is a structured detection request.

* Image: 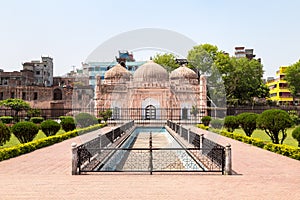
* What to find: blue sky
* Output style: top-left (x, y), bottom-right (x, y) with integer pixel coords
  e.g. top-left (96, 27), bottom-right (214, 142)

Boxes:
top-left (0, 0), bottom-right (299, 77)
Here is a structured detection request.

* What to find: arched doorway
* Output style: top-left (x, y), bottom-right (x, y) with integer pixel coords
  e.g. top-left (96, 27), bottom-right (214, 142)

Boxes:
top-left (182, 107), bottom-right (188, 120)
top-left (145, 105), bottom-right (156, 119)
top-left (53, 88), bottom-right (62, 100)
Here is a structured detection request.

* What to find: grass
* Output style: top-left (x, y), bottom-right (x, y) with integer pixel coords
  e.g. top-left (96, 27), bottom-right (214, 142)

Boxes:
top-left (227, 127), bottom-right (298, 147)
top-left (0, 129), bottom-right (66, 148)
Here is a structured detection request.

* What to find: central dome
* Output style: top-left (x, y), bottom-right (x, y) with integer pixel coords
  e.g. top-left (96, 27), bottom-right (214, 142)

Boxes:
top-left (133, 60), bottom-right (169, 82)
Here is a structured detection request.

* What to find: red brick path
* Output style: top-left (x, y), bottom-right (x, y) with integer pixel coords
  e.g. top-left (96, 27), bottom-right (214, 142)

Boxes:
top-left (0, 126), bottom-right (299, 200)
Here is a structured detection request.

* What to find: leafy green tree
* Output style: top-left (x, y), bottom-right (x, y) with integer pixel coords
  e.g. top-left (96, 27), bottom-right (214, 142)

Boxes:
top-left (224, 116), bottom-right (239, 132)
top-left (237, 112), bottom-right (258, 137)
top-left (0, 98), bottom-right (31, 120)
top-left (40, 120), bottom-right (61, 137)
top-left (256, 109), bottom-right (293, 144)
top-left (153, 53), bottom-right (180, 72)
top-left (27, 108), bottom-right (41, 117)
top-left (99, 109), bottom-right (112, 123)
top-left (75, 113), bottom-right (98, 128)
top-left (285, 60), bottom-right (300, 105)
top-left (292, 126), bottom-right (300, 147)
top-left (11, 122), bottom-right (39, 143)
top-left (0, 122), bottom-right (11, 146)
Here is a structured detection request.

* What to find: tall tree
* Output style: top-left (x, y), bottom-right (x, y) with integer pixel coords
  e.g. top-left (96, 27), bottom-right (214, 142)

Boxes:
top-left (0, 98), bottom-right (31, 119)
top-left (153, 53), bottom-right (180, 72)
top-left (285, 60), bottom-right (300, 105)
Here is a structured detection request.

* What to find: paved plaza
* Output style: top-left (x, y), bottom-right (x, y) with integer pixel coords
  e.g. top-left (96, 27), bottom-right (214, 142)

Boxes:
top-left (0, 126), bottom-right (299, 200)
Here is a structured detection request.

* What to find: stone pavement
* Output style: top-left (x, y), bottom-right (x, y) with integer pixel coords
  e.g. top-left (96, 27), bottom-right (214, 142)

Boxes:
top-left (0, 126), bottom-right (299, 200)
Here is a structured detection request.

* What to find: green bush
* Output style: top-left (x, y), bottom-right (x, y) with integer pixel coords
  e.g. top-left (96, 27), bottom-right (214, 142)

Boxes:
top-left (220, 130), bottom-right (299, 160)
top-left (61, 117), bottom-right (76, 132)
top-left (197, 124), bottom-right (209, 130)
top-left (224, 116), bottom-right (239, 132)
top-left (30, 117), bottom-right (44, 124)
top-left (0, 116), bottom-right (13, 124)
top-left (210, 118), bottom-right (224, 129)
top-left (59, 116), bottom-right (73, 121)
top-left (75, 113), bottom-right (98, 128)
top-left (11, 122), bottom-right (39, 143)
top-left (0, 122), bottom-right (11, 146)
top-left (257, 109), bottom-right (293, 144)
top-left (98, 109), bottom-right (112, 123)
top-left (40, 120), bottom-right (61, 137)
top-left (288, 110), bottom-right (300, 126)
top-left (201, 116), bottom-right (212, 126)
top-left (0, 123), bottom-right (107, 162)
top-left (237, 112), bottom-right (258, 137)
top-left (292, 126), bottom-right (300, 147)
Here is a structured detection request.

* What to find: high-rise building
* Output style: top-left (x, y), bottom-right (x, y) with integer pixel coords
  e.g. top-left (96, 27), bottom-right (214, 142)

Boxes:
top-left (234, 46), bottom-right (260, 62)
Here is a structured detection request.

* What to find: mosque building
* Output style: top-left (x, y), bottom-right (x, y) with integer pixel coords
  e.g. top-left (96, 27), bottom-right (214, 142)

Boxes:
top-left (95, 60), bottom-right (207, 121)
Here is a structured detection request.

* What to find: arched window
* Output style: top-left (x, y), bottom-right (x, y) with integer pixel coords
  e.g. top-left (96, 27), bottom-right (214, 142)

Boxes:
top-left (53, 88), bottom-right (62, 100)
top-left (113, 107), bottom-right (120, 119)
top-left (145, 105), bottom-right (156, 119)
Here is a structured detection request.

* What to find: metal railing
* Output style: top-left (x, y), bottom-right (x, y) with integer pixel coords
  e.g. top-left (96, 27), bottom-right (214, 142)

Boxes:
top-left (167, 120), bottom-right (226, 172)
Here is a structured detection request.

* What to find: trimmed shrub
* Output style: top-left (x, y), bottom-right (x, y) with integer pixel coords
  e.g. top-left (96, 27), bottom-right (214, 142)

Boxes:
top-left (75, 113), bottom-right (98, 128)
top-left (40, 120), bottom-right (61, 137)
top-left (220, 130), bottom-right (300, 160)
top-left (197, 124), bottom-right (209, 130)
top-left (30, 117), bottom-right (44, 124)
top-left (11, 122), bottom-right (39, 143)
top-left (0, 116), bottom-right (13, 124)
top-left (98, 109), bottom-right (112, 123)
top-left (201, 116), bottom-right (212, 126)
top-left (0, 122), bottom-right (11, 146)
top-left (0, 123), bottom-right (107, 162)
top-left (210, 118), bottom-right (224, 129)
top-left (237, 112), bottom-right (258, 137)
top-left (292, 126), bottom-right (300, 147)
top-left (257, 109), bottom-right (293, 144)
top-left (59, 116), bottom-right (74, 121)
top-left (224, 116), bottom-right (239, 132)
top-left (61, 117), bottom-right (76, 132)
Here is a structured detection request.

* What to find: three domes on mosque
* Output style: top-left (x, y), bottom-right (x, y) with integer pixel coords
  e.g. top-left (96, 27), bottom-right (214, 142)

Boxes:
top-left (104, 60), bottom-right (197, 81)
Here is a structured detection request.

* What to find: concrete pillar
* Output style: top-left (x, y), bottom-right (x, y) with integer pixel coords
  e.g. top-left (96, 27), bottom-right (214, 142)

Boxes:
top-left (71, 142), bottom-right (78, 175)
top-left (180, 125), bottom-right (182, 137)
top-left (225, 144), bottom-right (232, 175)
top-left (199, 133), bottom-right (204, 153)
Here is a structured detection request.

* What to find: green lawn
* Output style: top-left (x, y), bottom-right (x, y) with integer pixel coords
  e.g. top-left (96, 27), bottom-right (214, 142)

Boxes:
top-left (0, 129), bottom-right (66, 149)
top-left (228, 128), bottom-right (298, 147)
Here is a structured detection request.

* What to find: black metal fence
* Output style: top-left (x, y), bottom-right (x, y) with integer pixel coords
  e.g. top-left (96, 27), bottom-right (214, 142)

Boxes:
top-left (167, 120), bottom-right (225, 170)
top-left (73, 120), bottom-right (226, 174)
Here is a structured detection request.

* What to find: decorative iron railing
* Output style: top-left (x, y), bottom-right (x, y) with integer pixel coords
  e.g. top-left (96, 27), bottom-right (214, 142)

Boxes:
top-left (167, 120), bottom-right (225, 171)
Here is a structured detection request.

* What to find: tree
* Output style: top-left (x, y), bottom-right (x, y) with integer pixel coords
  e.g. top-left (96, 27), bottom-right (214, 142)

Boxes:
top-left (292, 126), bottom-right (300, 147)
top-left (0, 122), bottom-right (11, 146)
top-left (27, 108), bottom-right (41, 117)
top-left (40, 120), bottom-right (61, 137)
top-left (237, 112), bottom-right (258, 137)
top-left (224, 116), bottom-right (239, 132)
top-left (75, 113), bottom-right (98, 128)
top-left (99, 109), bottom-right (112, 123)
top-left (256, 109), bottom-right (293, 144)
top-left (0, 98), bottom-right (31, 120)
top-left (11, 122), bottom-right (39, 143)
top-left (285, 60), bottom-right (300, 105)
top-left (60, 117), bottom-right (76, 132)
top-left (153, 53), bottom-right (180, 72)
top-left (201, 116), bottom-right (212, 126)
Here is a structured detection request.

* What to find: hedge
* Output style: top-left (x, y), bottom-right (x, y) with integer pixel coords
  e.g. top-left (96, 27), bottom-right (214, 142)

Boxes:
top-left (0, 116), bottom-right (14, 124)
top-left (220, 130), bottom-right (300, 160)
top-left (0, 123), bottom-right (106, 162)
top-left (30, 117), bottom-right (44, 124)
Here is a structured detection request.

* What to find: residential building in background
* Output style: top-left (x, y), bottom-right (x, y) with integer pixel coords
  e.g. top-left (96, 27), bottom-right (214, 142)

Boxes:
top-left (234, 46), bottom-right (261, 62)
top-left (22, 56), bottom-right (54, 86)
top-left (266, 66), bottom-right (294, 105)
top-left (81, 51), bottom-right (146, 87)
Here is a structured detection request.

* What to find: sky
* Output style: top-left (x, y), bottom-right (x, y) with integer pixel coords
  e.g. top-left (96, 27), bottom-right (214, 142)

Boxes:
top-left (0, 0), bottom-right (299, 77)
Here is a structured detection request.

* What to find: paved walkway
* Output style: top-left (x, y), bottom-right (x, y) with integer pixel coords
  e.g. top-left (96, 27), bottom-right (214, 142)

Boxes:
top-left (0, 125), bottom-right (299, 200)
